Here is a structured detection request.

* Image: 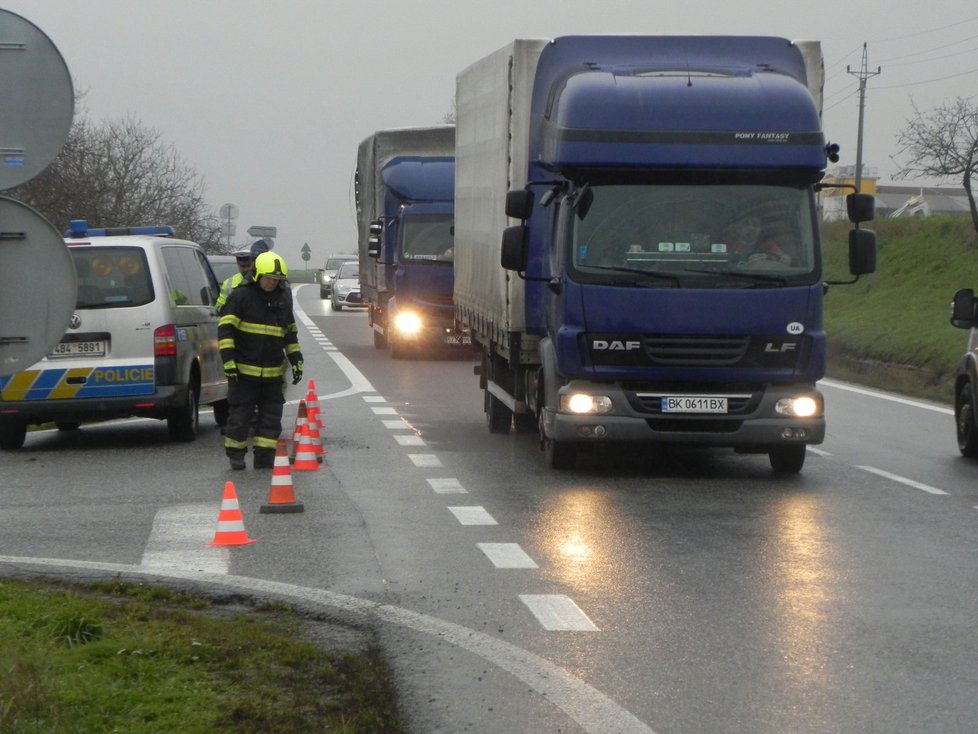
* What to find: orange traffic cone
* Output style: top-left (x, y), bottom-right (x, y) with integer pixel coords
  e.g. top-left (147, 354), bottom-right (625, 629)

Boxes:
top-left (305, 413), bottom-right (326, 463)
top-left (209, 481), bottom-right (257, 546)
top-left (261, 440), bottom-right (304, 514)
top-left (290, 400), bottom-right (309, 462)
top-left (293, 422), bottom-right (320, 471)
top-left (305, 381), bottom-right (324, 430)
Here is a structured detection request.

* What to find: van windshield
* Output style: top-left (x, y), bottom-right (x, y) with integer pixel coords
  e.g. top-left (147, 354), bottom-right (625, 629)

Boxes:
top-left (569, 184), bottom-right (818, 287)
top-left (71, 246), bottom-right (154, 308)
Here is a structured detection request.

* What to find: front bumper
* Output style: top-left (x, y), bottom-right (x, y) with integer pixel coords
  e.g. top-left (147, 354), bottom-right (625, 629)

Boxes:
top-left (546, 381), bottom-right (825, 448)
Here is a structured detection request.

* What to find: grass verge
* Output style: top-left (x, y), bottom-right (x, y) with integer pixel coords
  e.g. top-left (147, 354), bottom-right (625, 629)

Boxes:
top-left (0, 578), bottom-right (407, 734)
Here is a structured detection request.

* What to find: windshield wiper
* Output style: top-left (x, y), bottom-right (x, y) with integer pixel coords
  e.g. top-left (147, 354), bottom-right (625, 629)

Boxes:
top-left (585, 265), bottom-right (682, 287)
top-left (681, 267), bottom-right (789, 287)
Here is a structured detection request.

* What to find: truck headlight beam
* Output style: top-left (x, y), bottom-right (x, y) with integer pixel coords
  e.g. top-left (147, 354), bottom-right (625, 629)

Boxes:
top-left (561, 393), bottom-right (613, 415)
top-left (393, 311), bottom-right (423, 336)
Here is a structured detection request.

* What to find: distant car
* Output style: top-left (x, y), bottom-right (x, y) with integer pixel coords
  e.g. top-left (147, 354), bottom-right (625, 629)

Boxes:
top-left (320, 255), bottom-right (357, 299)
top-left (0, 222), bottom-right (229, 450)
top-left (331, 261), bottom-right (366, 311)
top-left (207, 254), bottom-right (240, 284)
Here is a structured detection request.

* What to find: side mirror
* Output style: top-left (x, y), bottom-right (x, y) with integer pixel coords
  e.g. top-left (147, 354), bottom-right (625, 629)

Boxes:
top-left (505, 190), bottom-right (533, 220)
top-left (847, 193), bottom-right (875, 224)
top-left (369, 219), bottom-right (383, 236)
top-left (951, 288), bottom-right (978, 329)
top-left (367, 235), bottom-right (381, 259)
top-left (501, 225), bottom-right (529, 271)
top-left (848, 229), bottom-right (876, 276)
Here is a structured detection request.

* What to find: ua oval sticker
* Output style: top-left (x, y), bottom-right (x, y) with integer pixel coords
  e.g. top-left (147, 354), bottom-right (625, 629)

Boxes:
top-left (787, 322), bottom-right (804, 335)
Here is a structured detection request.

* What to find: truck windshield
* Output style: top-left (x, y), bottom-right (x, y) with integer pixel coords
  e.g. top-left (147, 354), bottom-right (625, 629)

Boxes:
top-left (569, 184), bottom-right (817, 286)
top-left (400, 213), bottom-right (455, 263)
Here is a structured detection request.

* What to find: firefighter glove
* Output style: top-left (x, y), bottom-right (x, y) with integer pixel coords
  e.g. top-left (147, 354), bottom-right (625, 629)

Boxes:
top-left (291, 360), bottom-right (303, 385)
top-left (224, 362), bottom-right (238, 382)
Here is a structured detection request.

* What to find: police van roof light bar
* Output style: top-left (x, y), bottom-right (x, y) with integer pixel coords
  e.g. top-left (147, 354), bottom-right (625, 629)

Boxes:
top-left (66, 220), bottom-right (175, 238)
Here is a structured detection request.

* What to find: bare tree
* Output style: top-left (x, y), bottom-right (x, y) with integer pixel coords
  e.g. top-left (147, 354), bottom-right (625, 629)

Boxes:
top-left (8, 113), bottom-right (223, 251)
top-left (896, 97), bottom-right (978, 235)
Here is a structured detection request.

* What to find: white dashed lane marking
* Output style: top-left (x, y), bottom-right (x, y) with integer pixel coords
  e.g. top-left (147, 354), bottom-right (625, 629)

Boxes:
top-left (394, 434), bottom-right (426, 446)
top-left (409, 454), bottom-right (443, 468)
top-left (448, 506), bottom-right (498, 525)
top-left (427, 478), bottom-right (467, 494)
top-left (478, 543), bottom-right (539, 569)
top-left (520, 594), bottom-right (600, 631)
top-left (857, 465), bottom-right (948, 495)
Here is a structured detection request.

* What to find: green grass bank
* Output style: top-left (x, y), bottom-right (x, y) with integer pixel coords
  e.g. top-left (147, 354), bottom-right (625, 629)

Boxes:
top-left (822, 214), bottom-right (978, 404)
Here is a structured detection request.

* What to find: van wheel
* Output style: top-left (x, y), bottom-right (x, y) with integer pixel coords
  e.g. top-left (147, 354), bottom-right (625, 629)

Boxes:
top-left (168, 384), bottom-right (199, 442)
top-left (955, 383), bottom-right (978, 457)
top-left (212, 399), bottom-right (229, 428)
top-left (331, 299), bottom-right (342, 311)
top-left (0, 419), bottom-right (27, 450)
top-left (769, 445), bottom-right (806, 473)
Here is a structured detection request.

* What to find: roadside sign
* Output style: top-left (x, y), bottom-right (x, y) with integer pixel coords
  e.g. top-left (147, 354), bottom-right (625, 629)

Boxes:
top-left (0, 197), bottom-right (76, 376)
top-left (247, 226), bottom-right (277, 238)
top-left (0, 9), bottom-right (74, 190)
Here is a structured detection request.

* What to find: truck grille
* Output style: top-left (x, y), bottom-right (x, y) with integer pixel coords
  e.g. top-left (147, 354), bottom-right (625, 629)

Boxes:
top-left (644, 336), bottom-right (749, 366)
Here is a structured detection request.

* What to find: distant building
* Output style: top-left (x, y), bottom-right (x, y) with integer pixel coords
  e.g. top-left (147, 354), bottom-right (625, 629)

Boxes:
top-left (820, 166), bottom-right (970, 221)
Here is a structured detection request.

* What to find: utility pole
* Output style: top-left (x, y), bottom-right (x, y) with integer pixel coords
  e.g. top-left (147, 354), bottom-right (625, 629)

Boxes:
top-left (847, 43), bottom-right (881, 191)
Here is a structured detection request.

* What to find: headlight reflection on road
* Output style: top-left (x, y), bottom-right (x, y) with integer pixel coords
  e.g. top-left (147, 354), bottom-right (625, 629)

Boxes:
top-left (534, 489), bottom-right (630, 595)
top-left (767, 493), bottom-right (836, 689)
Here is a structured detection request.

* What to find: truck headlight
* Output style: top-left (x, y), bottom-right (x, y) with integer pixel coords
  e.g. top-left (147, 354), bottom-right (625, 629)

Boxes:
top-left (561, 393), bottom-right (613, 414)
top-left (775, 395), bottom-right (821, 418)
top-left (393, 311), bottom-right (423, 335)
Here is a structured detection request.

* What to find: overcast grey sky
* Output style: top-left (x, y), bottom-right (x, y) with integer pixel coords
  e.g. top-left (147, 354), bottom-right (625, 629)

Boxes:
top-left (4, 1), bottom-right (977, 268)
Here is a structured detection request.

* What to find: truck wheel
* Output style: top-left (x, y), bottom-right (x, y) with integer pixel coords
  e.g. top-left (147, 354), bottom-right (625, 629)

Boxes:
top-left (168, 382), bottom-right (199, 442)
top-left (768, 445), bottom-right (806, 474)
top-left (373, 329), bottom-right (388, 350)
top-left (537, 409), bottom-right (575, 469)
top-left (513, 411), bottom-right (536, 433)
top-left (485, 390), bottom-right (512, 433)
top-left (0, 419), bottom-right (27, 450)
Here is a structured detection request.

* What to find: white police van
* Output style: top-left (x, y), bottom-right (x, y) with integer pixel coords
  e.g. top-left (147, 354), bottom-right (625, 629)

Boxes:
top-left (0, 221), bottom-right (228, 449)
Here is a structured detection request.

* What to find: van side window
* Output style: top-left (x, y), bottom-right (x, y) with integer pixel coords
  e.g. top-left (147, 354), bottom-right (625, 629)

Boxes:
top-left (162, 246), bottom-right (210, 306)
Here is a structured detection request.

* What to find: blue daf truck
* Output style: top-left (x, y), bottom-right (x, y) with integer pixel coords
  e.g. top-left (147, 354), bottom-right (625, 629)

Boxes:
top-left (356, 127), bottom-right (466, 358)
top-left (453, 36), bottom-right (876, 472)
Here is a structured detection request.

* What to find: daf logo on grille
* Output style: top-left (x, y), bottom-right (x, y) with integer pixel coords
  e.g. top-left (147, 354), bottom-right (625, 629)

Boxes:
top-left (592, 340), bottom-right (641, 351)
top-left (69, 314), bottom-right (81, 329)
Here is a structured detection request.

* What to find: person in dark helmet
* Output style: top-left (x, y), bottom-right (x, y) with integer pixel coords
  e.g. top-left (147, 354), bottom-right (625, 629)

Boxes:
top-left (219, 251), bottom-right (304, 470)
top-left (216, 238), bottom-right (273, 313)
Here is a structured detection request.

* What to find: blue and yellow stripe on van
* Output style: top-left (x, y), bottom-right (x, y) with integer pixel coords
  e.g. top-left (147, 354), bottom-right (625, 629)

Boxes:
top-left (0, 365), bottom-right (156, 401)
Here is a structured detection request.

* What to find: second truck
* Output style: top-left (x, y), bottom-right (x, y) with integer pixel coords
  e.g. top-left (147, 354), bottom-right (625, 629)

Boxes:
top-left (355, 126), bottom-right (467, 358)
top-left (453, 35), bottom-right (876, 472)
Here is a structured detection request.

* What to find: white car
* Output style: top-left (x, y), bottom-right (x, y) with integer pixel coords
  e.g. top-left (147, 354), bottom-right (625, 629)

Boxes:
top-left (330, 261), bottom-right (366, 311)
top-left (0, 221), bottom-right (229, 449)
